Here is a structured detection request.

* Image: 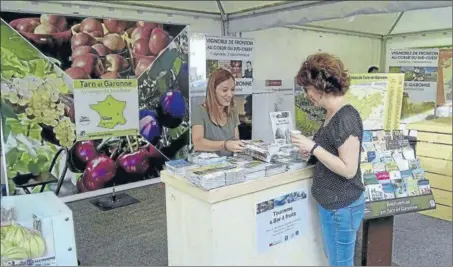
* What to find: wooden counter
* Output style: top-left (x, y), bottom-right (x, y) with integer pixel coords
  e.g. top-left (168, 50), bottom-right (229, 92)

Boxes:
top-left (161, 167), bottom-right (328, 266)
top-left (406, 117), bottom-right (452, 221)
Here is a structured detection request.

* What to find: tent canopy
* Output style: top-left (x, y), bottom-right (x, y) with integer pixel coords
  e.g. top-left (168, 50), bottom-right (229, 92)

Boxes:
top-left (2, 1), bottom-right (452, 37)
top-left (118, 0), bottom-right (452, 37)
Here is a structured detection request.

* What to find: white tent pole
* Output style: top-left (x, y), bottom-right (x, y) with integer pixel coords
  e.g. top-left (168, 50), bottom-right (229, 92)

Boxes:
top-left (379, 38), bottom-right (387, 72)
top-left (388, 28), bottom-right (452, 38)
top-left (386, 12), bottom-right (405, 36)
top-left (216, 0), bottom-right (227, 36)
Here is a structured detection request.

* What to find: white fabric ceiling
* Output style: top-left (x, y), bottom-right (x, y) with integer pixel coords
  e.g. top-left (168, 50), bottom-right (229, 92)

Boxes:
top-left (120, 0), bottom-right (452, 36)
top-left (1, 1), bottom-right (452, 36)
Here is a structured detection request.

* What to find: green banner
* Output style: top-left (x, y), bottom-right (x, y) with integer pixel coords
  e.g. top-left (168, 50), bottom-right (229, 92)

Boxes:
top-left (364, 194), bottom-right (436, 219)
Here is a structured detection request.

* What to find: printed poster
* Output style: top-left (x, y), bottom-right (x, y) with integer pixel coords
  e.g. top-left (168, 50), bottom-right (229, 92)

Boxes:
top-left (269, 111), bottom-right (294, 145)
top-left (73, 79), bottom-right (139, 140)
top-left (205, 36), bottom-right (254, 95)
top-left (348, 73), bottom-right (405, 131)
top-left (191, 35), bottom-right (255, 140)
top-left (252, 80), bottom-right (295, 142)
top-left (386, 48), bottom-right (439, 122)
top-left (256, 189), bottom-right (308, 253)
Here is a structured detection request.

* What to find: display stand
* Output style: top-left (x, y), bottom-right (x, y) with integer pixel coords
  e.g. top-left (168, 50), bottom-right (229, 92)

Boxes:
top-left (161, 167), bottom-right (328, 266)
top-left (361, 193), bottom-right (436, 265)
top-left (1, 192), bottom-right (78, 266)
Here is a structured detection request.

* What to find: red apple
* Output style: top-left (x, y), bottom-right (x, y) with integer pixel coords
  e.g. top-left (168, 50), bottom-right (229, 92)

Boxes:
top-left (80, 18), bottom-right (104, 37)
top-left (72, 54), bottom-right (105, 77)
top-left (104, 54), bottom-right (129, 72)
top-left (34, 23), bottom-right (58, 34)
top-left (16, 19), bottom-right (40, 33)
top-left (75, 141), bottom-right (98, 163)
top-left (117, 150), bottom-right (149, 174)
top-left (71, 32), bottom-right (97, 51)
top-left (72, 45), bottom-right (99, 60)
top-left (136, 21), bottom-right (162, 32)
top-left (103, 19), bottom-right (128, 34)
top-left (91, 43), bottom-right (111, 57)
top-left (148, 28), bottom-right (169, 56)
top-left (135, 57), bottom-right (155, 77)
top-left (131, 27), bottom-right (151, 43)
top-left (40, 14), bottom-right (67, 32)
top-left (83, 155), bottom-right (117, 184)
top-left (133, 38), bottom-right (150, 55)
top-left (65, 67), bottom-right (91, 79)
top-left (101, 72), bottom-right (120, 79)
top-left (102, 33), bottom-right (126, 53)
top-left (82, 173), bottom-right (105, 191)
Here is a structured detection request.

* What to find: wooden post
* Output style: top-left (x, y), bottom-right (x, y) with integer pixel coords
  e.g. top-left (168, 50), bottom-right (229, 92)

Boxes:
top-left (361, 216), bottom-right (394, 266)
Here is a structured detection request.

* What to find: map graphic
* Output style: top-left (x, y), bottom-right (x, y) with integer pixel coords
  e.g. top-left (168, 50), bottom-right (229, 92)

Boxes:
top-left (346, 83), bottom-right (386, 130)
top-left (89, 95), bottom-right (127, 129)
top-left (441, 55), bottom-right (452, 101)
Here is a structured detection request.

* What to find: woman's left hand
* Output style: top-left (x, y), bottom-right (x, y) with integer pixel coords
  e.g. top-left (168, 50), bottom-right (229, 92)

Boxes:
top-left (291, 134), bottom-right (316, 153)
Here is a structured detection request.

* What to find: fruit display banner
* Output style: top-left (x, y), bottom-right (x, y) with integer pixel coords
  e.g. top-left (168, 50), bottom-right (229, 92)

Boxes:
top-left (73, 79), bottom-right (139, 140)
top-left (386, 48), bottom-right (439, 123)
top-left (437, 49), bottom-right (452, 105)
top-left (205, 36), bottom-right (254, 95)
top-left (0, 11), bottom-right (189, 197)
top-left (252, 80), bottom-right (295, 143)
top-left (294, 73), bottom-right (405, 135)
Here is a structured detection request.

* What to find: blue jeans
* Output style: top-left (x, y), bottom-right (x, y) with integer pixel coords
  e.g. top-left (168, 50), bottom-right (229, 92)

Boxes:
top-left (318, 194), bottom-right (365, 266)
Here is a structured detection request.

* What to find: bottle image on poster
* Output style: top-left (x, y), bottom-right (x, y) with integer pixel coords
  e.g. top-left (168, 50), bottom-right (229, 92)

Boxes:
top-left (73, 79), bottom-right (139, 140)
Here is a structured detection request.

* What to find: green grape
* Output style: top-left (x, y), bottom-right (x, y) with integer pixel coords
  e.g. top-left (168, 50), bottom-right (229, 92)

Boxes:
top-left (25, 108), bottom-right (34, 116)
top-left (8, 93), bottom-right (18, 104)
top-left (53, 117), bottom-right (76, 147)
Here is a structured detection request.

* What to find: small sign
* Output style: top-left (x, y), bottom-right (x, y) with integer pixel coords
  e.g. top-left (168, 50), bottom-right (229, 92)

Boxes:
top-left (255, 189), bottom-right (308, 253)
top-left (265, 80), bottom-right (282, 86)
top-left (364, 193), bottom-right (436, 219)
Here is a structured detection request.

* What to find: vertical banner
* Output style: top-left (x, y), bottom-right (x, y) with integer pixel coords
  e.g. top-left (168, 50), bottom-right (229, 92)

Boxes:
top-left (386, 48), bottom-right (439, 123)
top-left (190, 35), bottom-right (254, 140)
top-left (437, 49), bottom-right (453, 105)
top-left (348, 73), bottom-right (405, 131)
top-left (252, 80), bottom-right (295, 142)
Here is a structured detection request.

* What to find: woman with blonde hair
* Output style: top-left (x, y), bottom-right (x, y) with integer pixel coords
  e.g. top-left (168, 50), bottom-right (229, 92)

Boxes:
top-left (291, 53), bottom-right (365, 266)
top-left (191, 68), bottom-right (245, 156)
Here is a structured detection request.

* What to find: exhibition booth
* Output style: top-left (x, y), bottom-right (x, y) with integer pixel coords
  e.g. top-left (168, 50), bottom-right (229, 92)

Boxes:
top-left (0, 1), bottom-right (452, 266)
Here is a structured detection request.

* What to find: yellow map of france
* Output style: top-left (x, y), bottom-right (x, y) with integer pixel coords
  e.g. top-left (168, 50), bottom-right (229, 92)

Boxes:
top-left (90, 95), bottom-right (127, 129)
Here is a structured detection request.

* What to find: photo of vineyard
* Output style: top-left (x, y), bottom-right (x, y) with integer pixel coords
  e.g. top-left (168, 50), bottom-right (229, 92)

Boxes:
top-left (294, 91), bottom-right (325, 137)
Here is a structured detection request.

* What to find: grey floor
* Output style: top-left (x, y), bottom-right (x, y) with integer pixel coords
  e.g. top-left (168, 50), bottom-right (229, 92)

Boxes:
top-left (67, 184), bottom-right (452, 266)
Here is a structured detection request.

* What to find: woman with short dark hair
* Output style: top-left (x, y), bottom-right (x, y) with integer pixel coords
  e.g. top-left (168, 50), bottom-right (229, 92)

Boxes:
top-left (291, 53), bottom-right (365, 266)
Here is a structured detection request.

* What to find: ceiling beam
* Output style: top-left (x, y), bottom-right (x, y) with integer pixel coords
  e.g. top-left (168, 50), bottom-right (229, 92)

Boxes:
top-left (387, 28), bottom-right (452, 39)
top-left (2, 0), bottom-right (220, 19)
top-left (285, 25), bottom-right (383, 40)
top-left (228, 1), bottom-right (337, 20)
top-left (386, 12), bottom-right (404, 36)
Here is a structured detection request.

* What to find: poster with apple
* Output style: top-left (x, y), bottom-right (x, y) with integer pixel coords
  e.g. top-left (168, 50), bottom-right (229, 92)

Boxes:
top-left (0, 12), bottom-right (189, 196)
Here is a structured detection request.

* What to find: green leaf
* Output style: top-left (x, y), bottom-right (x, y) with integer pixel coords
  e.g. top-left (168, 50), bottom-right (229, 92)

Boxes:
top-left (0, 23), bottom-right (42, 61)
top-left (1, 116), bottom-right (11, 143)
top-left (28, 162), bottom-right (41, 174)
top-left (0, 100), bottom-right (18, 119)
top-left (5, 147), bottom-right (21, 166)
top-left (173, 56), bottom-right (183, 76)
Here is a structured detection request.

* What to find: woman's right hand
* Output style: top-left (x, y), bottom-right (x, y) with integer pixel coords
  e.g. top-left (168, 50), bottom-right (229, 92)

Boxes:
top-left (226, 140), bottom-right (245, 153)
